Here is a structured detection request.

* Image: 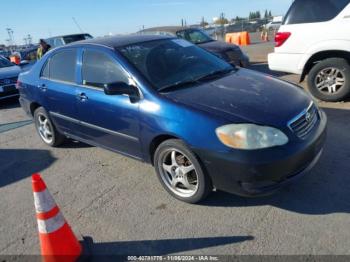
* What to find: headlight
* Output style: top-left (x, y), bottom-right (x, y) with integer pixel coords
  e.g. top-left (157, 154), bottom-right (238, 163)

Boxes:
top-left (215, 124), bottom-right (289, 150)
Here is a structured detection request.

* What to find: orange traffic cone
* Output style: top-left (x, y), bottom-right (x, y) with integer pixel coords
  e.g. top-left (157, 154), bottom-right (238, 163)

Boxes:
top-left (32, 174), bottom-right (82, 262)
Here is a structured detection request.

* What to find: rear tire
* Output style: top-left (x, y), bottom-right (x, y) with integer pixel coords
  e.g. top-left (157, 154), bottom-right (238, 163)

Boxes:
top-left (307, 58), bottom-right (350, 102)
top-left (34, 107), bottom-right (65, 147)
top-left (154, 139), bottom-right (212, 204)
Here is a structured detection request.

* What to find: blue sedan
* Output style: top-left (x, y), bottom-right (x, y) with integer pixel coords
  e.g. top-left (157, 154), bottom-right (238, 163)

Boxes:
top-left (18, 35), bottom-right (327, 203)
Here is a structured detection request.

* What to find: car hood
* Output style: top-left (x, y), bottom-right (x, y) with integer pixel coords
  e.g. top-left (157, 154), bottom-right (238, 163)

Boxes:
top-left (163, 69), bottom-right (312, 127)
top-left (0, 65), bottom-right (21, 79)
top-left (198, 40), bottom-right (238, 53)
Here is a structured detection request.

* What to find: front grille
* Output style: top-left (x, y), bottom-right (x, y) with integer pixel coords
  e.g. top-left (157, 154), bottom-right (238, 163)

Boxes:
top-left (288, 102), bottom-right (319, 139)
top-left (0, 77), bottom-right (18, 86)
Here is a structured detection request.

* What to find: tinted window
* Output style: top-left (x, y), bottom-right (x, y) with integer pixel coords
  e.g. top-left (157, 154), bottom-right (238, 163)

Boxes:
top-left (176, 29), bottom-right (213, 44)
top-left (284, 0), bottom-right (350, 24)
top-left (118, 39), bottom-right (232, 91)
top-left (48, 50), bottom-right (77, 83)
top-left (63, 34), bottom-right (93, 44)
top-left (82, 50), bottom-right (128, 88)
top-left (41, 61), bottom-right (50, 78)
top-left (53, 38), bottom-right (64, 47)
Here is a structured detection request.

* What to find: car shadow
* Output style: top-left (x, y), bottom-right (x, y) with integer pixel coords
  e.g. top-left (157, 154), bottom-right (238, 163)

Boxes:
top-left (0, 149), bottom-right (56, 187)
top-left (248, 62), bottom-right (289, 77)
top-left (201, 108), bottom-right (350, 215)
top-left (81, 235), bottom-right (253, 258)
top-left (0, 97), bottom-right (20, 109)
top-left (60, 139), bottom-right (93, 149)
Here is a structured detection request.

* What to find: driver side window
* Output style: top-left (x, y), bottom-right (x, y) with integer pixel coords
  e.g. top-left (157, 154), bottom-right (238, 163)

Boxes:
top-left (82, 49), bottom-right (129, 89)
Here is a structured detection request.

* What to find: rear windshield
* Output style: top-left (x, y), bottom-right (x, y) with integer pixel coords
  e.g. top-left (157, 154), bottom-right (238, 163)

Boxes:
top-left (283, 0), bottom-right (350, 25)
top-left (63, 34), bottom-right (93, 44)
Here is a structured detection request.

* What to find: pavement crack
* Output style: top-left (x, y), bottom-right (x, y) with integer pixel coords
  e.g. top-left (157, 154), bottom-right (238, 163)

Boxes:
top-left (76, 185), bottom-right (116, 216)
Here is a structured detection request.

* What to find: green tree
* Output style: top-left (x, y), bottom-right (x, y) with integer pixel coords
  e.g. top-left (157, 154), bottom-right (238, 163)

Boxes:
top-left (256, 11), bottom-right (261, 19)
top-left (264, 10), bottom-right (268, 19)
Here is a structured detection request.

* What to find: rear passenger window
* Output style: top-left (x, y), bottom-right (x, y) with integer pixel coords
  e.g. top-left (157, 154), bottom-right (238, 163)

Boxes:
top-left (47, 50), bottom-right (77, 83)
top-left (284, 0), bottom-right (350, 25)
top-left (82, 50), bottom-right (128, 88)
top-left (41, 61), bottom-right (50, 78)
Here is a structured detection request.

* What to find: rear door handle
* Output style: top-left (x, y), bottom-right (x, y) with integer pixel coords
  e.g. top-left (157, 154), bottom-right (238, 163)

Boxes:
top-left (77, 93), bottom-right (88, 101)
top-left (38, 84), bottom-right (47, 91)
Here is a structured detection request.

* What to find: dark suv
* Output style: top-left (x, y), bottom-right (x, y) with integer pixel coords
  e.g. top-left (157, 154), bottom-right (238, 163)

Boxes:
top-left (45, 33), bottom-right (93, 48)
top-left (140, 27), bottom-right (249, 67)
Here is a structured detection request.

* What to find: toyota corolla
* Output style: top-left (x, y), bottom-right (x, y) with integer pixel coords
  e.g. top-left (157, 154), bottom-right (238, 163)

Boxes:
top-left (18, 35), bottom-right (327, 203)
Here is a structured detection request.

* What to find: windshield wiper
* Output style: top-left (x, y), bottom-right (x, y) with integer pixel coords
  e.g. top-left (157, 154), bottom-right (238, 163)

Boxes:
top-left (158, 79), bottom-right (201, 92)
top-left (158, 68), bottom-right (235, 93)
top-left (195, 68), bottom-right (235, 82)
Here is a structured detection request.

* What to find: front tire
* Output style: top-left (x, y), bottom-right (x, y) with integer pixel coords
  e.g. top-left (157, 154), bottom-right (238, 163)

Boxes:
top-left (308, 58), bottom-right (350, 102)
top-left (34, 107), bottom-right (65, 147)
top-left (154, 139), bottom-right (212, 204)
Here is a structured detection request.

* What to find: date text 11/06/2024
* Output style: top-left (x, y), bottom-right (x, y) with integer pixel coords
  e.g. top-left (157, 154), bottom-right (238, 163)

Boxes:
top-left (127, 255), bottom-right (219, 261)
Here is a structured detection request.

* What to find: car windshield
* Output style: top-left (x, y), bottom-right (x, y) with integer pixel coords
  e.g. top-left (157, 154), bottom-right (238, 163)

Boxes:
top-left (118, 38), bottom-right (233, 91)
top-left (63, 34), bottom-right (93, 44)
top-left (0, 56), bottom-right (13, 68)
top-left (176, 29), bottom-right (214, 44)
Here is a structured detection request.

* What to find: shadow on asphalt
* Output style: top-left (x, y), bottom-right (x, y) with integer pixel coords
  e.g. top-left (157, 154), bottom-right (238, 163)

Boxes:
top-left (82, 235), bottom-right (253, 257)
top-left (248, 62), bottom-right (289, 77)
top-left (0, 97), bottom-right (20, 110)
top-left (60, 139), bottom-right (93, 149)
top-left (0, 149), bottom-right (56, 187)
top-left (202, 108), bottom-right (350, 215)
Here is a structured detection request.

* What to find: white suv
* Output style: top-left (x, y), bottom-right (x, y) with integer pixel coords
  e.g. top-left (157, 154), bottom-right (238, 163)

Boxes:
top-left (268, 0), bottom-right (350, 102)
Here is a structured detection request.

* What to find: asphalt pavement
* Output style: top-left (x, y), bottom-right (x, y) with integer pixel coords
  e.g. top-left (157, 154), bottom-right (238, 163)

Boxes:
top-left (1, 39), bottom-right (350, 257)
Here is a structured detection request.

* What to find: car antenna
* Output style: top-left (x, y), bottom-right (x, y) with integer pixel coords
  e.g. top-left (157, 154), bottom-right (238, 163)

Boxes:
top-left (72, 17), bottom-right (84, 33)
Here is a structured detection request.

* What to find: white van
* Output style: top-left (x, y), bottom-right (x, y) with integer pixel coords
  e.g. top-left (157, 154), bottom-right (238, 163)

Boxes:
top-left (268, 0), bottom-right (350, 102)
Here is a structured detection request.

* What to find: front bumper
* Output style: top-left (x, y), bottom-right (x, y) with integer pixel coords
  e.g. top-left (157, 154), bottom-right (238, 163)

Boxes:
top-left (268, 52), bottom-right (303, 75)
top-left (239, 53), bottom-right (250, 68)
top-left (0, 84), bottom-right (19, 101)
top-left (194, 111), bottom-right (327, 197)
top-left (228, 53), bottom-right (250, 68)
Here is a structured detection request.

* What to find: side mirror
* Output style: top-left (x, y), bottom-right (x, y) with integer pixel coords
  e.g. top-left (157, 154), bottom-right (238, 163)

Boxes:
top-left (104, 82), bottom-right (138, 96)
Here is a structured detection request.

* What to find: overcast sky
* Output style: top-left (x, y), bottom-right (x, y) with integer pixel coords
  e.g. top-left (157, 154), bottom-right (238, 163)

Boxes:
top-left (0, 0), bottom-right (293, 45)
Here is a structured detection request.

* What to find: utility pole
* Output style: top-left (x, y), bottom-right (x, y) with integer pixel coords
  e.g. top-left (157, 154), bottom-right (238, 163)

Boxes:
top-left (27, 34), bottom-right (32, 45)
top-left (6, 28), bottom-right (14, 46)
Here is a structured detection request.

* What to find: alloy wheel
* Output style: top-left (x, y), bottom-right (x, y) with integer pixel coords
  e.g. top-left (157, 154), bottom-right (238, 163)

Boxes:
top-left (315, 67), bottom-right (345, 94)
top-left (37, 113), bottom-right (53, 144)
top-left (159, 149), bottom-right (199, 198)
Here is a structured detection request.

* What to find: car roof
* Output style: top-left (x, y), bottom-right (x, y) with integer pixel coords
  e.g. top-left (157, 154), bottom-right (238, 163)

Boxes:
top-left (45, 33), bottom-right (92, 40)
top-left (69, 34), bottom-right (174, 48)
top-left (139, 26), bottom-right (200, 34)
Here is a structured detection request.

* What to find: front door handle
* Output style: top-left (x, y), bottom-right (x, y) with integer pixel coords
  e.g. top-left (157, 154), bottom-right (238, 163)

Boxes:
top-left (38, 84), bottom-right (47, 92)
top-left (77, 93), bottom-right (88, 101)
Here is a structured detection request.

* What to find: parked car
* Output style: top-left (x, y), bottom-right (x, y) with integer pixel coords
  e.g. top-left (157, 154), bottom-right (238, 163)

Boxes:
top-left (18, 35), bottom-right (327, 203)
top-left (140, 27), bottom-right (249, 67)
top-left (45, 33), bottom-right (93, 48)
top-left (268, 0), bottom-right (350, 102)
top-left (0, 55), bottom-right (21, 101)
top-left (264, 21), bottom-right (282, 31)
